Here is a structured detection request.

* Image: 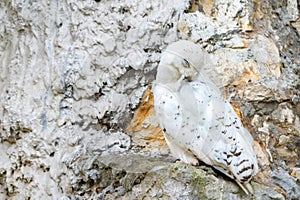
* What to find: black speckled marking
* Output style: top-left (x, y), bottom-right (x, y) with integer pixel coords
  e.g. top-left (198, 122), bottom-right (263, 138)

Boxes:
top-left (224, 158), bottom-right (232, 165)
top-left (235, 159), bottom-right (248, 167)
top-left (237, 166), bottom-right (252, 175)
top-left (240, 174), bottom-right (252, 182)
top-left (233, 151), bottom-right (241, 156)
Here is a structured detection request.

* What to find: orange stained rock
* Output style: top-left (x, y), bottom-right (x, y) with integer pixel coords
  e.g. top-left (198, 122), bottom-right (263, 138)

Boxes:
top-left (245, 63), bottom-right (261, 81)
top-left (178, 19), bottom-right (190, 39)
top-left (143, 126), bottom-right (166, 145)
top-left (199, 0), bottom-right (214, 16)
top-left (231, 62), bottom-right (261, 87)
top-left (239, 19), bottom-right (253, 32)
top-left (232, 103), bottom-right (243, 120)
top-left (242, 39), bottom-right (249, 48)
top-left (185, 0), bottom-right (214, 15)
top-left (186, 0), bottom-right (201, 13)
top-left (253, 0), bottom-right (264, 20)
top-left (127, 87), bottom-right (166, 145)
top-left (127, 87), bottom-right (155, 131)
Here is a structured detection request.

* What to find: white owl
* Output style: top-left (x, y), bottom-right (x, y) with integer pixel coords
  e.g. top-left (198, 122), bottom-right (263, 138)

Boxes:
top-left (152, 40), bottom-right (258, 194)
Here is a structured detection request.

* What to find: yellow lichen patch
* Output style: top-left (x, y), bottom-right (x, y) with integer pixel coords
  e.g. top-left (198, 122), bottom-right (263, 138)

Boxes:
top-left (127, 87), bottom-right (166, 146)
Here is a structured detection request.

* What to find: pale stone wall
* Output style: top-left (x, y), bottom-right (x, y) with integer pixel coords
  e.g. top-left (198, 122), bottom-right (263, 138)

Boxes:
top-left (0, 0), bottom-right (299, 199)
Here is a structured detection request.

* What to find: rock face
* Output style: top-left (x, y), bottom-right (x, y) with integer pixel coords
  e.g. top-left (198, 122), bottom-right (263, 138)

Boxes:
top-left (0, 0), bottom-right (299, 199)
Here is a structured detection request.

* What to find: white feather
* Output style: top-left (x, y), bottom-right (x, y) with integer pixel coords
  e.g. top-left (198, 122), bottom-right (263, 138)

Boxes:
top-left (153, 40), bottom-right (258, 194)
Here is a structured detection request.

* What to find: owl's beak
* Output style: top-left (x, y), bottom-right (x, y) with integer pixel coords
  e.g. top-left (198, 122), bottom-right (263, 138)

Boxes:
top-left (184, 76), bottom-right (194, 82)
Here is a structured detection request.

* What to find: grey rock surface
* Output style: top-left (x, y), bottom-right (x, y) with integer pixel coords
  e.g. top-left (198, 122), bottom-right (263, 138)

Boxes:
top-left (0, 0), bottom-right (299, 199)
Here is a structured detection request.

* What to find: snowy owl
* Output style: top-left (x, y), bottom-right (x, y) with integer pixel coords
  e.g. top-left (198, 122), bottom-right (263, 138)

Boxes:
top-left (152, 40), bottom-right (258, 194)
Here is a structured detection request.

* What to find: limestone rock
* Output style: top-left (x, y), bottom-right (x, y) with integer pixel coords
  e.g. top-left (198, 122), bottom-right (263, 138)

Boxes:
top-left (0, 0), bottom-right (299, 199)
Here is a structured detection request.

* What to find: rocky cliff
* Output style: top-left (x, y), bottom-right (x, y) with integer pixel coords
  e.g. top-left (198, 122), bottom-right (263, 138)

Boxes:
top-left (0, 0), bottom-right (299, 199)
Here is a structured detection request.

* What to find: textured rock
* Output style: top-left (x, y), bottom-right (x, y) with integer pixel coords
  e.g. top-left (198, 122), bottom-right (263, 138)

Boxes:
top-left (0, 0), bottom-right (299, 199)
top-left (99, 154), bottom-right (285, 200)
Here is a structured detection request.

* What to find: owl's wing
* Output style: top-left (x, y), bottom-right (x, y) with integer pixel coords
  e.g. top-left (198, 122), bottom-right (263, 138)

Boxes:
top-left (178, 78), bottom-right (258, 192)
top-left (153, 79), bottom-right (241, 165)
top-left (178, 79), bottom-right (227, 163)
top-left (153, 83), bottom-right (201, 165)
top-left (153, 79), bottom-right (257, 185)
top-left (178, 79), bottom-right (253, 149)
top-left (152, 83), bottom-right (183, 137)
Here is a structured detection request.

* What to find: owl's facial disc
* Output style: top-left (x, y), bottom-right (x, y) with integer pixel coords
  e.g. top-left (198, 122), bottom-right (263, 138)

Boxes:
top-left (162, 52), bottom-right (199, 81)
top-left (177, 58), bottom-right (199, 82)
top-left (180, 58), bottom-right (198, 81)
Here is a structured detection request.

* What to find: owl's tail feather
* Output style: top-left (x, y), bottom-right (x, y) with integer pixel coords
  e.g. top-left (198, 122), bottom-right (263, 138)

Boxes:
top-left (244, 182), bottom-right (254, 194)
top-left (235, 180), bottom-right (254, 195)
top-left (213, 166), bottom-right (253, 195)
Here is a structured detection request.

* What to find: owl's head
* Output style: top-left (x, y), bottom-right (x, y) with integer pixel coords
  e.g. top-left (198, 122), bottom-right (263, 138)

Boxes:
top-left (156, 40), bottom-right (205, 83)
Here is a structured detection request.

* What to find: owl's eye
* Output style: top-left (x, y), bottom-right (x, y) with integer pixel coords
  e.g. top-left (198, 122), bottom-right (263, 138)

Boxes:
top-left (182, 59), bottom-right (190, 68)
